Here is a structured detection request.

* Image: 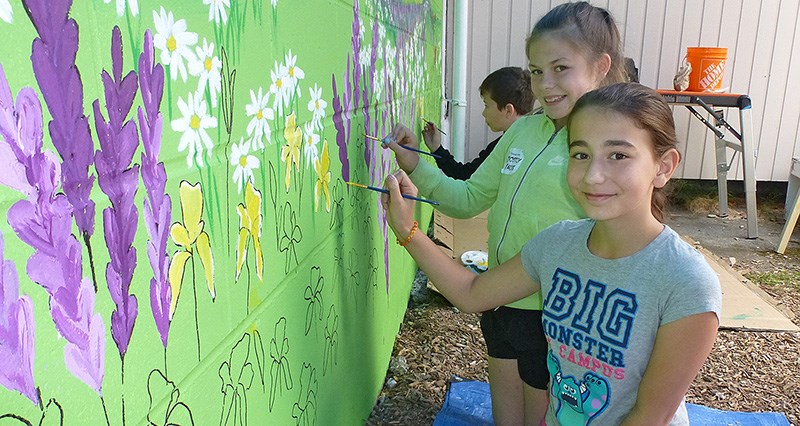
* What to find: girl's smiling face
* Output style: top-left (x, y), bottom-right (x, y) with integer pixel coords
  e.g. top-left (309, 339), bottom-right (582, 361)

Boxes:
top-left (527, 34), bottom-right (609, 129)
top-left (567, 106), bottom-right (669, 225)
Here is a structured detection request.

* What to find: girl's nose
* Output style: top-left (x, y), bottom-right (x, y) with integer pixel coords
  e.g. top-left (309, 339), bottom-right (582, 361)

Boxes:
top-left (584, 160), bottom-right (606, 184)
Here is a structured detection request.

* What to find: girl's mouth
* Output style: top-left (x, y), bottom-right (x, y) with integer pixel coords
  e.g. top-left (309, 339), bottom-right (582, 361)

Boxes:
top-left (544, 95), bottom-right (566, 104)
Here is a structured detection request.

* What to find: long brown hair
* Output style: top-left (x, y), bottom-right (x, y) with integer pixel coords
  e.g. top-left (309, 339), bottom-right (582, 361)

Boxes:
top-left (527, 2), bottom-right (628, 86)
top-left (569, 83), bottom-right (681, 222)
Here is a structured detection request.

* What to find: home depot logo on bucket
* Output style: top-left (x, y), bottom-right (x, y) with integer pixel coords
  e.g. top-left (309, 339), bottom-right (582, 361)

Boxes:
top-left (686, 47), bottom-right (728, 92)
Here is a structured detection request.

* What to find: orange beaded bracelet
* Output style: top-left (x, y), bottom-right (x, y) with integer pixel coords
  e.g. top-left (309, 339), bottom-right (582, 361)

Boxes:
top-left (396, 221), bottom-right (419, 247)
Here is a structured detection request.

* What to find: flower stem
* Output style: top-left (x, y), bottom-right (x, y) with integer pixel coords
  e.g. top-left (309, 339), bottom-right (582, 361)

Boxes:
top-left (83, 232), bottom-right (99, 292)
top-left (190, 255), bottom-right (201, 361)
top-left (100, 395), bottom-right (111, 426)
top-left (121, 355), bottom-right (126, 426)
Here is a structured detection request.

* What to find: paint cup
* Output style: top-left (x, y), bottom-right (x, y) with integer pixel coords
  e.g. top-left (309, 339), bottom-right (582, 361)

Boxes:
top-left (686, 47), bottom-right (728, 92)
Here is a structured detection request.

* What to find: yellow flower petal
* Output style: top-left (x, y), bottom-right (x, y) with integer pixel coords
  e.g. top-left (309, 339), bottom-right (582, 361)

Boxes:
top-left (179, 181), bottom-right (205, 242)
top-left (196, 232), bottom-right (215, 300)
top-left (236, 202), bottom-right (250, 233)
top-left (252, 233), bottom-right (264, 281)
top-left (168, 251), bottom-right (191, 320)
top-left (170, 223), bottom-right (192, 249)
top-left (284, 157), bottom-right (292, 192)
top-left (235, 227), bottom-right (249, 282)
top-left (323, 173), bottom-right (331, 212)
top-left (245, 182), bottom-right (262, 233)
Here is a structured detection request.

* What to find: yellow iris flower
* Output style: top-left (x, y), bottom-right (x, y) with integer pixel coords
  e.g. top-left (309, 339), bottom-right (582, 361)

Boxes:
top-left (168, 181), bottom-right (215, 319)
top-left (235, 181), bottom-right (264, 281)
top-left (281, 112), bottom-right (302, 192)
top-left (314, 139), bottom-right (331, 212)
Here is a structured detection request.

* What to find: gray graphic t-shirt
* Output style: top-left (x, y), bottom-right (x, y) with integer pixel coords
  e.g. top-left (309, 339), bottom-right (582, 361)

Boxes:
top-left (521, 220), bottom-right (721, 426)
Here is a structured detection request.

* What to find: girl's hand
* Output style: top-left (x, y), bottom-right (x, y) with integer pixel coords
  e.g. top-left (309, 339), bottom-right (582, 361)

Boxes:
top-left (422, 121), bottom-right (442, 152)
top-left (381, 170), bottom-right (417, 240)
top-left (385, 124), bottom-right (421, 173)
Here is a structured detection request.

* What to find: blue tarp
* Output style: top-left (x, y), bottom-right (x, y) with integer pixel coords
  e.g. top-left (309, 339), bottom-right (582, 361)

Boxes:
top-left (433, 379), bottom-right (791, 426)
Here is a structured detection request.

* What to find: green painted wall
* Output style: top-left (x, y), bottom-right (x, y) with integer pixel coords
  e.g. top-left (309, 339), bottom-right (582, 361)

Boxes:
top-left (0, 0), bottom-right (441, 424)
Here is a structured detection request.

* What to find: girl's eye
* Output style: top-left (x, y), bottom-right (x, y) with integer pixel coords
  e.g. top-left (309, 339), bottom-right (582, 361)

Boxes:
top-left (610, 152), bottom-right (629, 160)
top-left (555, 65), bottom-right (568, 72)
top-left (570, 152), bottom-right (589, 160)
top-left (530, 69), bottom-right (542, 76)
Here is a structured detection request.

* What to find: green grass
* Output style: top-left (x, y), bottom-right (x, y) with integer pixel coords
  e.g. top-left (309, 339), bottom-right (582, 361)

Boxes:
top-left (745, 270), bottom-right (800, 291)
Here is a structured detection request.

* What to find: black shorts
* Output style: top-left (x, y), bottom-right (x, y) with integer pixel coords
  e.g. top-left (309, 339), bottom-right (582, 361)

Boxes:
top-left (480, 306), bottom-right (549, 389)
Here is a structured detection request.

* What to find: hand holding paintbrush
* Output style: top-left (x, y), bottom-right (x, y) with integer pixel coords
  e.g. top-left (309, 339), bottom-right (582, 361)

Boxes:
top-left (374, 124), bottom-right (436, 174)
top-left (380, 170), bottom-right (423, 241)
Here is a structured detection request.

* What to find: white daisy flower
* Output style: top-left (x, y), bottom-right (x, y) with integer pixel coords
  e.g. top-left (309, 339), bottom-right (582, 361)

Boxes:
top-left (245, 87), bottom-right (274, 150)
top-left (307, 84), bottom-right (327, 130)
top-left (374, 69), bottom-right (385, 103)
top-left (172, 91), bottom-right (218, 168)
top-left (153, 7), bottom-right (198, 82)
top-left (303, 122), bottom-right (320, 169)
top-left (203, 0), bottom-right (229, 25)
top-left (189, 38), bottom-right (222, 107)
top-left (230, 137), bottom-right (260, 193)
top-left (104, 0), bottom-right (138, 17)
top-left (359, 44), bottom-right (372, 69)
top-left (284, 50), bottom-right (304, 98)
top-left (269, 62), bottom-right (290, 117)
top-left (0, 0), bottom-right (13, 23)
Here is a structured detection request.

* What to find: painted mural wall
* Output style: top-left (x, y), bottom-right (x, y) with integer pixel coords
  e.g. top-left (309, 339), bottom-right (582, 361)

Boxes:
top-left (0, 0), bottom-right (441, 424)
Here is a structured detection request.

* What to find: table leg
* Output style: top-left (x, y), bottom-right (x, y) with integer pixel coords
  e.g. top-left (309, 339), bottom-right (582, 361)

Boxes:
top-left (740, 107), bottom-right (759, 238)
top-left (714, 135), bottom-right (730, 218)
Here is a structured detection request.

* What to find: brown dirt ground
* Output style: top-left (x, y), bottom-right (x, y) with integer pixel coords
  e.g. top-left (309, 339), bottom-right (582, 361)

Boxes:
top-left (367, 181), bottom-right (800, 426)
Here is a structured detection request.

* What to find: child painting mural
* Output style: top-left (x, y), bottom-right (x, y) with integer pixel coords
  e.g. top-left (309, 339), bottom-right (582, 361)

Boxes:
top-left (423, 66), bottom-right (534, 180)
top-left (385, 2), bottom-right (630, 424)
top-left (383, 83), bottom-right (722, 426)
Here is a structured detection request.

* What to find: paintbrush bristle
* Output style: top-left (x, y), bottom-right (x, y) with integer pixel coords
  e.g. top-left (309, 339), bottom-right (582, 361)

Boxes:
top-left (345, 181), bottom-right (367, 189)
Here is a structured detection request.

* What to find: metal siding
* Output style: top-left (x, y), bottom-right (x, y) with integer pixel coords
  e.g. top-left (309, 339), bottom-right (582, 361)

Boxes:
top-left (460, 0), bottom-right (800, 181)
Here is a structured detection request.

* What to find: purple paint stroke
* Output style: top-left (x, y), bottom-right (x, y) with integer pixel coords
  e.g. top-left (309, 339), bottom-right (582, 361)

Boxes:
top-left (23, 0), bottom-right (97, 238)
top-left (331, 74), bottom-right (349, 183)
top-left (0, 232), bottom-right (39, 406)
top-left (94, 26), bottom-right (140, 357)
top-left (138, 29), bottom-right (172, 348)
top-left (0, 64), bottom-right (105, 395)
top-left (351, 0), bottom-right (362, 113)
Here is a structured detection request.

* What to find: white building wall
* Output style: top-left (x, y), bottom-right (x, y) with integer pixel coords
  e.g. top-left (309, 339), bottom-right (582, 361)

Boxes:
top-left (458, 0), bottom-right (800, 181)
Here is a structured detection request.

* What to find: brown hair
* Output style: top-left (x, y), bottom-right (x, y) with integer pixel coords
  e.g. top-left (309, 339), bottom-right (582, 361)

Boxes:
top-left (568, 83), bottom-right (681, 222)
top-left (526, 2), bottom-right (628, 86)
top-left (478, 67), bottom-right (535, 115)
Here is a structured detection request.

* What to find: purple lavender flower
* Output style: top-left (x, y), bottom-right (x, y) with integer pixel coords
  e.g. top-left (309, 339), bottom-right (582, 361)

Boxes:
top-left (331, 74), bottom-right (350, 182)
top-left (0, 232), bottom-right (39, 406)
top-left (94, 26), bottom-right (140, 357)
top-left (0, 63), bottom-right (105, 395)
top-left (138, 29), bottom-right (173, 348)
top-left (22, 0), bottom-right (97, 240)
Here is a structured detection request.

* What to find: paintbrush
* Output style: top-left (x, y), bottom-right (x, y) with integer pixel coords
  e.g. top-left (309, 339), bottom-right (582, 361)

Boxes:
top-left (346, 181), bottom-right (440, 206)
top-left (423, 119), bottom-right (447, 135)
top-left (364, 134), bottom-right (443, 159)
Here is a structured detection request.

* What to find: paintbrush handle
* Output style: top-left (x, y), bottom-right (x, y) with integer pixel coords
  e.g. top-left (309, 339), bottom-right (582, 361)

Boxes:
top-left (352, 183), bottom-right (440, 206)
top-left (397, 144), bottom-right (443, 159)
top-left (364, 133), bottom-right (443, 159)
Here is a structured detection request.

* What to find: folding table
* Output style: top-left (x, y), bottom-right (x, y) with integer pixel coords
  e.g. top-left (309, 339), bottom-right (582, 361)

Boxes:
top-left (657, 90), bottom-right (758, 239)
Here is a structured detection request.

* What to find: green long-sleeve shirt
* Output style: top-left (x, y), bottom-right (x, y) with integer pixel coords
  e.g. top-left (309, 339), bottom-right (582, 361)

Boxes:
top-left (410, 113), bottom-right (584, 310)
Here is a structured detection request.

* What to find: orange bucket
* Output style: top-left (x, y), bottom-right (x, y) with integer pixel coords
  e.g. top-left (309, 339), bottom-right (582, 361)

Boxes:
top-left (686, 47), bottom-right (728, 92)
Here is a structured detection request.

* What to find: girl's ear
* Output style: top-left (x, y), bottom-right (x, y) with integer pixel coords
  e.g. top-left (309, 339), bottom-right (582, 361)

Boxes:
top-left (654, 148), bottom-right (680, 189)
top-left (595, 53), bottom-right (612, 82)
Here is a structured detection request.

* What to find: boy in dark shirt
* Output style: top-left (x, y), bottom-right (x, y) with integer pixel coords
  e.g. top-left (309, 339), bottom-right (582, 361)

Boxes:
top-left (423, 67), bottom-right (535, 180)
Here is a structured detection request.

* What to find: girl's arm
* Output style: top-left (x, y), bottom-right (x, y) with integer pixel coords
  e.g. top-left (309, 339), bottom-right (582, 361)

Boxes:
top-left (620, 312), bottom-right (719, 425)
top-left (382, 171), bottom-right (538, 312)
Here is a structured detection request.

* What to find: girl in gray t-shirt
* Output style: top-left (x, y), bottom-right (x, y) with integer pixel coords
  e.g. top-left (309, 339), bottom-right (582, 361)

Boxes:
top-left (381, 83), bottom-right (721, 425)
